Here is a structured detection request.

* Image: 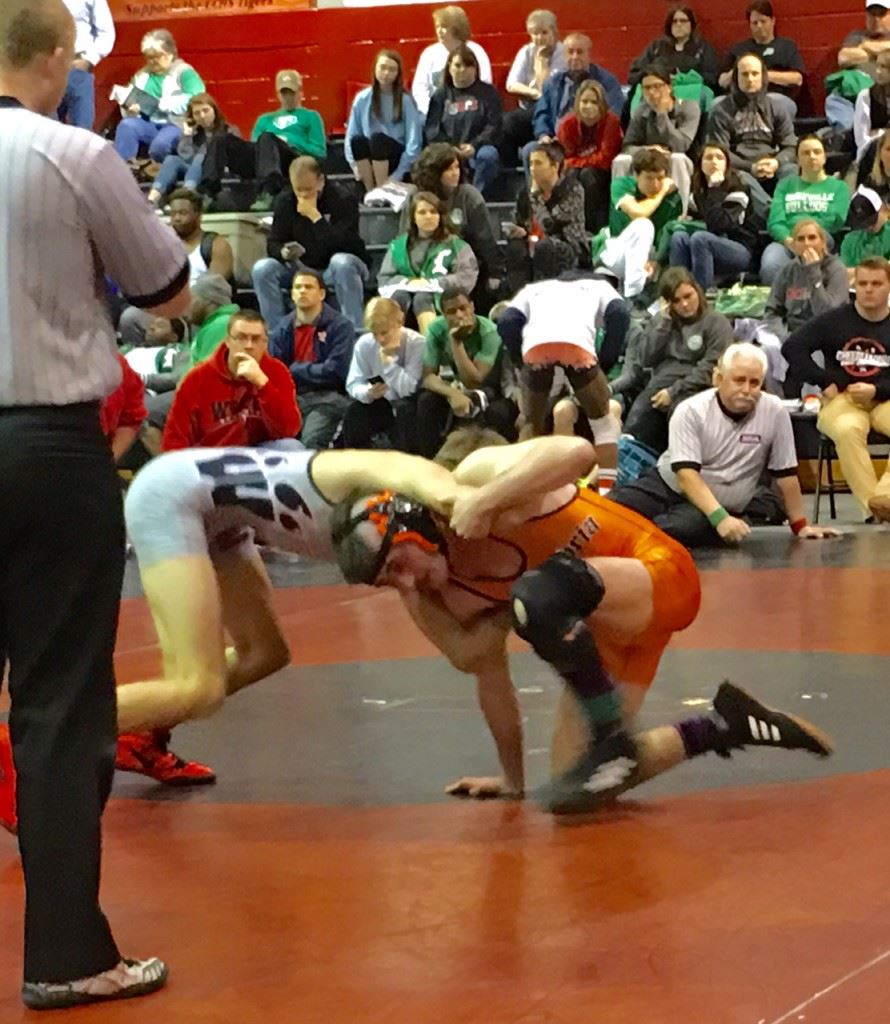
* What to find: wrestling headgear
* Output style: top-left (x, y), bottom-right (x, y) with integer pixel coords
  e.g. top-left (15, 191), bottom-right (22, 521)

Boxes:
top-left (350, 491), bottom-right (443, 584)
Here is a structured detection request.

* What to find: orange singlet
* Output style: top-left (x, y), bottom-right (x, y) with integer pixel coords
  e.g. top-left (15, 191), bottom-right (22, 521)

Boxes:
top-left (444, 488), bottom-right (702, 688)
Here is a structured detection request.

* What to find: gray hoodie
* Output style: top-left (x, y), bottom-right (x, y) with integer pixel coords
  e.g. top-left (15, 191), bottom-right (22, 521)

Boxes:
top-left (614, 307), bottom-right (734, 403)
top-left (623, 98), bottom-right (701, 155)
top-left (764, 253), bottom-right (850, 339)
top-left (706, 67), bottom-right (797, 172)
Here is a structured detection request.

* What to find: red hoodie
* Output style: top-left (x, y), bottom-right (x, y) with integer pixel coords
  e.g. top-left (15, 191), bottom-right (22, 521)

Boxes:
top-left (100, 354), bottom-right (146, 438)
top-left (162, 343), bottom-right (302, 451)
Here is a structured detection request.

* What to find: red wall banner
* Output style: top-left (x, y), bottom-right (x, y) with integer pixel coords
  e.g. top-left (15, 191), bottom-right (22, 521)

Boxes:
top-left (109, 0), bottom-right (308, 22)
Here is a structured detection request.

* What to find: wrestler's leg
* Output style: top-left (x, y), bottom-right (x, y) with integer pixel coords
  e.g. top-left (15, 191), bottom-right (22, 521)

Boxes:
top-left (216, 546), bottom-right (291, 696)
top-left (115, 555), bottom-right (228, 733)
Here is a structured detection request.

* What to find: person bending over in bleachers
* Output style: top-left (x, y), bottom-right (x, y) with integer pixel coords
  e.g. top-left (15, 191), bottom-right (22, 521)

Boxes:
top-left (404, 142), bottom-right (504, 297)
top-left (707, 52), bottom-right (797, 201)
top-left (417, 286), bottom-right (517, 457)
top-left (613, 64), bottom-right (700, 215)
top-left (201, 69), bottom-right (326, 212)
top-left (610, 343), bottom-right (838, 546)
top-left (760, 219), bottom-right (848, 392)
top-left (425, 44), bottom-right (502, 198)
top-left (147, 92), bottom-right (239, 208)
top-left (597, 147), bottom-right (682, 299)
top-left (556, 79), bottom-right (623, 232)
top-left (760, 135), bottom-right (850, 285)
top-left (782, 258), bottom-right (890, 523)
top-left (343, 298), bottom-right (425, 450)
top-left (500, 9), bottom-right (566, 168)
top-left (496, 275), bottom-right (628, 492)
top-left (613, 268), bottom-right (733, 455)
top-left (162, 310), bottom-right (301, 451)
top-left (669, 142), bottom-right (763, 290)
top-left (252, 155), bottom-right (369, 332)
top-left (504, 140), bottom-right (588, 293)
top-left (113, 28), bottom-right (205, 172)
top-left (268, 270), bottom-right (356, 449)
top-left (345, 49), bottom-right (423, 195)
top-left (379, 190), bottom-right (478, 334)
top-left (411, 5), bottom-right (492, 117)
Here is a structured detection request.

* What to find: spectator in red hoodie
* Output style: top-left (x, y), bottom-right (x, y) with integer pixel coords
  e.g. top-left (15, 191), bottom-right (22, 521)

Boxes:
top-left (556, 79), bottom-right (623, 231)
top-left (100, 354), bottom-right (147, 462)
top-left (162, 309), bottom-right (302, 451)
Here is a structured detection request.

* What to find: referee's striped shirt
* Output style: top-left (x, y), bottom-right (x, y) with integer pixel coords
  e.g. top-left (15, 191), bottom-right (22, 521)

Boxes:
top-left (0, 98), bottom-right (189, 406)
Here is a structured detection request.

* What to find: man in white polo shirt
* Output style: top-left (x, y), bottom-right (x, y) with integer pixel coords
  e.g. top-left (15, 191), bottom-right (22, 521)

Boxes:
top-left (1, 0), bottom-right (189, 1009)
top-left (610, 343), bottom-right (839, 546)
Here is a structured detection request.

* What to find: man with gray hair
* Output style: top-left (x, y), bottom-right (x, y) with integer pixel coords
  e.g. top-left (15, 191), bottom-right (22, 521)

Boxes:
top-left (0, 0), bottom-right (188, 1008)
top-left (610, 342), bottom-right (839, 546)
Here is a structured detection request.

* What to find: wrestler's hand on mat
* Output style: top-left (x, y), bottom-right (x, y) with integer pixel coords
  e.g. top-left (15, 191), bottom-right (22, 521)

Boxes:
top-left (716, 515), bottom-right (750, 544)
top-left (445, 776), bottom-right (522, 799)
top-left (450, 489), bottom-right (496, 539)
top-left (798, 524), bottom-right (842, 539)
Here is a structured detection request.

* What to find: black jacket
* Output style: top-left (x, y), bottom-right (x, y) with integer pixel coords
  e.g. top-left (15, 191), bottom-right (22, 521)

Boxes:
top-left (425, 80), bottom-right (503, 150)
top-left (267, 181), bottom-right (368, 270)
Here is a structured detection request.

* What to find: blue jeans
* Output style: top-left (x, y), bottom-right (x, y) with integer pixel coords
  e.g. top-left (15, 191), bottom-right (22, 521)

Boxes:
top-left (114, 118), bottom-right (181, 162)
top-left (252, 252), bottom-right (369, 331)
top-left (57, 67), bottom-right (95, 130)
top-left (669, 231), bottom-right (751, 290)
top-left (826, 94), bottom-right (855, 130)
top-left (759, 241), bottom-right (793, 286)
top-left (470, 144), bottom-right (500, 197)
top-left (154, 153), bottom-right (206, 195)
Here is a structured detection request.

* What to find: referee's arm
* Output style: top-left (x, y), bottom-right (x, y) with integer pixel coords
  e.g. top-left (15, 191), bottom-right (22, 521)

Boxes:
top-left (79, 143), bottom-right (191, 317)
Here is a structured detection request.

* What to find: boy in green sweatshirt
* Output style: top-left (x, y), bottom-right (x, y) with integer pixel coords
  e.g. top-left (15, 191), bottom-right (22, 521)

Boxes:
top-left (840, 185), bottom-right (890, 280)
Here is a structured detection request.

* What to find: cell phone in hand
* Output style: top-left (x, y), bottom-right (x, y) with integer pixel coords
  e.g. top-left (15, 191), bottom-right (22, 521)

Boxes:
top-left (282, 241), bottom-right (306, 261)
top-left (367, 375), bottom-right (384, 386)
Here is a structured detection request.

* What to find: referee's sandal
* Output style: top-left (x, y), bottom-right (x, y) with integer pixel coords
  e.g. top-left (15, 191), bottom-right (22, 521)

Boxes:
top-left (22, 957), bottom-right (168, 1011)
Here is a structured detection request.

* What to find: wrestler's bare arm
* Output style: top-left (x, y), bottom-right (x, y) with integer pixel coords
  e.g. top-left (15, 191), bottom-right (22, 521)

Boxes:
top-left (400, 591), bottom-right (524, 795)
top-left (451, 436), bottom-right (597, 538)
top-left (312, 449), bottom-right (464, 514)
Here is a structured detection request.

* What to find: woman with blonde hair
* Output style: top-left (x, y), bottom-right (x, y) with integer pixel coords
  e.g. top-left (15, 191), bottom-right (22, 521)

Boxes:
top-left (557, 79), bottom-right (623, 231)
top-left (411, 5), bottom-right (492, 115)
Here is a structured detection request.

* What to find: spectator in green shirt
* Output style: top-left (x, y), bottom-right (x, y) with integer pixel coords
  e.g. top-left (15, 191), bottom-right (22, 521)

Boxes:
top-left (760, 135), bottom-right (851, 284)
top-left (417, 286), bottom-right (517, 456)
top-left (140, 273), bottom-right (237, 456)
top-left (840, 185), bottom-right (890, 279)
top-left (597, 148), bottom-right (682, 298)
top-left (201, 69), bottom-right (327, 210)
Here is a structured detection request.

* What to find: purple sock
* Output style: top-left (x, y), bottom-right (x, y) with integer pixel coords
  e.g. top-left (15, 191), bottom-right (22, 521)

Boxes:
top-left (675, 716), bottom-right (725, 758)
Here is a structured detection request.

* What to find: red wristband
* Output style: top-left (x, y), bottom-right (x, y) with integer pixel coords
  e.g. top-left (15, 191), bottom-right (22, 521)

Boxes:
top-left (790, 518), bottom-right (808, 535)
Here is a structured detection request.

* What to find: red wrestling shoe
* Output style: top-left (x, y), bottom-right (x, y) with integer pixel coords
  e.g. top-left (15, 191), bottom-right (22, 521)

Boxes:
top-left (0, 724), bottom-right (18, 835)
top-left (115, 730), bottom-right (216, 786)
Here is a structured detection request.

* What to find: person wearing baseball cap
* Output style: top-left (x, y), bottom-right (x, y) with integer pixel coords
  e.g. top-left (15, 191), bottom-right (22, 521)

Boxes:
top-left (201, 68), bottom-right (327, 211)
top-left (840, 184), bottom-right (890, 274)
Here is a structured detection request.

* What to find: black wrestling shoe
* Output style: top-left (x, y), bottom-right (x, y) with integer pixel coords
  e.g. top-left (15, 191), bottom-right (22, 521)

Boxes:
top-left (538, 729), bottom-right (639, 815)
top-left (713, 681), bottom-right (834, 757)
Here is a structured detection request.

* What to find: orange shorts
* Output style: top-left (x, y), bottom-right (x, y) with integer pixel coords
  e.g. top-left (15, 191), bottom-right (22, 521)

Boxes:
top-left (524, 342), bottom-right (598, 369)
top-left (598, 542), bottom-right (701, 689)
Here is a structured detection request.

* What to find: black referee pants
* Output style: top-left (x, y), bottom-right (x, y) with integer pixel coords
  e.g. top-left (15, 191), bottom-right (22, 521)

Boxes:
top-left (609, 468), bottom-right (716, 548)
top-left (0, 405), bottom-right (122, 982)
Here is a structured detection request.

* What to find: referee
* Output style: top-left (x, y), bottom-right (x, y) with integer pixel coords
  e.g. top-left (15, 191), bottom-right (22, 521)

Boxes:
top-left (0, 0), bottom-right (189, 1010)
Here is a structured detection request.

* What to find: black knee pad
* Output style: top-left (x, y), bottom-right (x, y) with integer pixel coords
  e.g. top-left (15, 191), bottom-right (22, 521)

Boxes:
top-left (511, 552), bottom-right (606, 659)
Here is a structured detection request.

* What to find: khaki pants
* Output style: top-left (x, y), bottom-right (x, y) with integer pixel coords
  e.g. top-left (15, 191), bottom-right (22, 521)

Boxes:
top-left (817, 392), bottom-right (890, 516)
